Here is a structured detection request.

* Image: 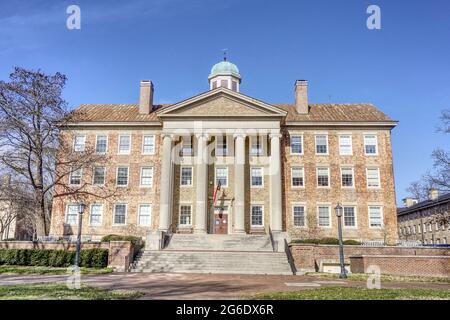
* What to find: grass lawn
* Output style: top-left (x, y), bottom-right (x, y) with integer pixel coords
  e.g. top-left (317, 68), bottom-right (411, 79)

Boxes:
top-left (0, 283), bottom-right (142, 300)
top-left (306, 272), bottom-right (450, 284)
top-left (0, 265), bottom-right (113, 275)
top-left (248, 287), bottom-right (450, 300)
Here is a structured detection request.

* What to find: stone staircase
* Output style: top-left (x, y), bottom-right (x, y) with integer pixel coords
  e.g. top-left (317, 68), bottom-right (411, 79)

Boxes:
top-left (130, 234), bottom-right (293, 275)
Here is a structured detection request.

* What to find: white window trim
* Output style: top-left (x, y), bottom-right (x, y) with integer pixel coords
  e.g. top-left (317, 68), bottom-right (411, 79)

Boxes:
top-left (368, 206), bottom-right (384, 229)
top-left (65, 203), bottom-right (80, 226)
top-left (92, 166), bottom-right (106, 187)
top-left (116, 166), bottom-right (129, 187)
top-left (364, 134), bottom-right (378, 156)
top-left (215, 136), bottom-right (228, 157)
top-left (342, 205), bottom-right (358, 229)
top-left (89, 203), bottom-right (103, 226)
top-left (140, 166), bottom-right (154, 188)
top-left (179, 204), bottom-right (193, 227)
top-left (366, 167), bottom-right (381, 189)
top-left (118, 134), bottom-right (131, 155)
top-left (292, 204), bottom-right (307, 228)
top-left (73, 134), bottom-right (86, 152)
top-left (69, 168), bottom-right (82, 187)
top-left (113, 203), bottom-right (128, 226)
top-left (338, 134), bottom-right (353, 156)
top-left (250, 167), bottom-right (264, 188)
top-left (181, 136), bottom-right (193, 156)
top-left (95, 134), bottom-right (108, 154)
top-left (250, 204), bottom-right (265, 227)
top-left (290, 135), bottom-right (303, 155)
top-left (291, 167), bottom-right (305, 189)
top-left (142, 134), bottom-right (156, 155)
top-left (316, 167), bottom-right (331, 188)
top-left (315, 134), bottom-right (329, 155)
top-left (215, 166), bottom-right (228, 188)
top-left (137, 204), bottom-right (152, 226)
top-left (340, 167), bottom-right (355, 188)
top-left (249, 135), bottom-right (265, 157)
top-left (317, 205), bottom-right (332, 228)
top-left (180, 166), bottom-right (193, 187)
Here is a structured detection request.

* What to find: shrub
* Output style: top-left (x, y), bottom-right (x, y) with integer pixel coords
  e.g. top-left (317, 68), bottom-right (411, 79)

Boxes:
top-left (90, 249), bottom-right (109, 268)
top-left (101, 234), bottom-right (144, 258)
top-left (291, 238), bottom-right (361, 245)
top-left (343, 239), bottom-right (361, 245)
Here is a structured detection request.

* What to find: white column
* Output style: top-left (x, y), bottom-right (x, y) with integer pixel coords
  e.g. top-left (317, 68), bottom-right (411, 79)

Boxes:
top-left (194, 133), bottom-right (209, 234)
top-left (233, 133), bottom-right (246, 233)
top-left (158, 134), bottom-right (174, 232)
top-left (270, 133), bottom-right (283, 232)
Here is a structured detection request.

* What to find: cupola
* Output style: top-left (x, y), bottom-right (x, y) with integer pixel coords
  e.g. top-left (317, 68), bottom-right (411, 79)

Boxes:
top-left (208, 57), bottom-right (241, 92)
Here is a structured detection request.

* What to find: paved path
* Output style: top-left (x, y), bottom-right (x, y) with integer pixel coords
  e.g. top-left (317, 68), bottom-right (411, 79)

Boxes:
top-left (0, 273), bottom-right (449, 299)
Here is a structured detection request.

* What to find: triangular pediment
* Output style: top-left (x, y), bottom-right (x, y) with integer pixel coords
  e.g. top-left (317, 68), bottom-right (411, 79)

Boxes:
top-left (157, 87), bottom-right (287, 118)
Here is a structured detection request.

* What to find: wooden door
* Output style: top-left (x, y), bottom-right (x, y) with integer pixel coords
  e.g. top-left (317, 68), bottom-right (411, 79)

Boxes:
top-left (213, 209), bottom-right (228, 234)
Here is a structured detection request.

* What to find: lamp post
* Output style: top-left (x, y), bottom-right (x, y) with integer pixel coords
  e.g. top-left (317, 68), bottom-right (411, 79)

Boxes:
top-left (334, 203), bottom-right (347, 279)
top-left (74, 203), bottom-right (85, 268)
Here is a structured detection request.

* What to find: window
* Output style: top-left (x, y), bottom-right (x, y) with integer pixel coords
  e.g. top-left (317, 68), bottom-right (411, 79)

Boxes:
top-left (89, 204), bottom-right (103, 226)
top-left (318, 206), bottom-right (331, 227)
top-left (181, 136), bottom-right (193, 156)
top-left (250, 136), bottom-right (263, 156)
top-left (215, 167), bottom-right (228, 187)
top-left (367, 168), bottom-right (380, 188)
top-left (216, 136), bottom-right (228, 156)
top-left (251, 167), bottom-right (263, 187)
top-left (369, 206), bottom-right (383, 228)
top-left (220, 79), bottom-right (228, 88)
top-left (343, 206), bottom-right (356, 227)
top-left (293, 206), bottom-right (306, 227)
top-left (341, 167), bottom-right (354, 187)
top-left (423, 223), bottom-right (427, 233)
top-left (140, 167), bottom-right (153, 187)
top-left (180, 166), bottom-right (193, 186)
top-left (364, 134), bottom-right (378, 155)
top-left (138, 204), bottom-right (151, 226)
top-left (116, 167), bottom-right (129, 186)
top-left (290, 135), bottom-right (303, 155)
top-left (212, 81), bottom-right (217, 89)
top-left (317, 167), bottom-right (330, 187)
top-left (339, 135), bottom-right (352, 155)
top-left (315, 135), bottom-right (328, 154)
top-left (113, 204), bottom-right (127, 225)
top-left (251, 205), bottom-right (264, 227)
top-left (291, 167), bottom-right (304, 187)
top-left (231, 81), bottom-right (238, 92)
top-left (74, 135), bottom-right (86, 152)
top-left (93, 167), bottom-right (106, 186)
top-left (95, 135), bottom-right (107, 153)
top-left (428, 223), bottom-right (432, 232)
top-left (118, 134), bottom-right (131, 154)
top-left (142, 135), bottom-right (155, 155)
top-left (66, 204), bottom-right (79, 225)
top-left (180, 205), bottom-right (192, 226)
top-left (69, 168), bottom-right (82, 185)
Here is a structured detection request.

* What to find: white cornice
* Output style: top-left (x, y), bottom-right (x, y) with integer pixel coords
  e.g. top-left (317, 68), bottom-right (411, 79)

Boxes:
top-left (284, 121), bottom-right (398, 127)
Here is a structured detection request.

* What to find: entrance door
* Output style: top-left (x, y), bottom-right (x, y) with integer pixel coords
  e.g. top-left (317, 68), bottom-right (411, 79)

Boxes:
top-left (213, 207), bottom-right (228, 234)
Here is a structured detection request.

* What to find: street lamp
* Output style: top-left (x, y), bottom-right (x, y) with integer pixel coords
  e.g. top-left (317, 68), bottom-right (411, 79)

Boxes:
top-left (334, 203), bottom-right (347, 279)
top-left (74, 203), bottom-right (85, 269)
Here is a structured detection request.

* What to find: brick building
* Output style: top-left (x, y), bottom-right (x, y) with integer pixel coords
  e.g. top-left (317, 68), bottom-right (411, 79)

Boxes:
top-left (50, 59), bottom-right (399, 247)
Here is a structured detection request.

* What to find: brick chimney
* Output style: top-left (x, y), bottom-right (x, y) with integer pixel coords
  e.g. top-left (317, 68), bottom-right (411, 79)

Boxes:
top-left (139, 80), bottom-right (154, 114)
top-left (403, 197), bottom-right (418, 207)
top-left (428, 188), bottom-right (439, 201)
top-left (294, 80), bottom-right (308, 114)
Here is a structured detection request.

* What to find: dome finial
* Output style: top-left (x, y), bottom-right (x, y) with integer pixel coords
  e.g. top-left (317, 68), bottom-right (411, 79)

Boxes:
top-left (222, 48), bottom-right (228, 61)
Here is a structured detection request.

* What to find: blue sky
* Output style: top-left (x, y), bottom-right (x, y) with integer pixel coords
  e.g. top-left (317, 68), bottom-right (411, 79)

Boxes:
top-left (0, 0), bottom-right (449, 203)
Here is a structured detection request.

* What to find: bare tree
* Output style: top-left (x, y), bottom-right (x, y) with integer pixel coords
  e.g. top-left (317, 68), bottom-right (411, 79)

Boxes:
top-left (0, 67), bottom-right (117, 237)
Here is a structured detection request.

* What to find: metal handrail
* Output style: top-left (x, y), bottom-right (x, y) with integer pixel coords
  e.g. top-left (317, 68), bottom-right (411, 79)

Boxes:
top-left (284, 238), bottom-right (297, 275)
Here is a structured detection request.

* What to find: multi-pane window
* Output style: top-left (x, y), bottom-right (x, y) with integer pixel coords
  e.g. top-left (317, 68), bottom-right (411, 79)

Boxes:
top-left (293, 206), bottom-right (306, 227)
top-left (215, 167), bottom-right (228, 187)
top-left (220, 79), bottom-right (228, 88)
top-left (318, 206), bottom-right (331, 227)
top-left (89, 204), bottom-right (103, 226)
top-left (212, 81), bottom-right (217, 89)
top-left (367, 168), bottom-right (380, 188)
top-left (251, 205), bottom-right (264, 227)
top-left (315, 135), bottom-right (328, 154)
top-left (66, 204), bottom-right (79, 225)
top-left (291, 167), bottom-right (304, 187)
top-left (113, 204), bottom-right (127, 225)
top-left (231, 81), bottom-right (238, 92)
top-left (116, 167), bottom-right (129, 186)
top-left (250, 136), bottom-right (263, 156)
top-left (339, 135), bottom-right (352, 155)
top-left (138, 204), bottom-right (151, 226)
top-left (251, 167), bottom-right (263, 187)
top-left (69, 168), bottom-right (82, 185)
top-left (290, 135), bottom-right (303, 155)
top-left (343, 206), bottom-right (356, 227)
top-left (341, 167), bottom-right (354, 187)
top-left (74, 135), bottom-right (86, 152)
top-left (140, 167), bottom-right (153, 187)
top-left (118, 135), bottom-right (131, 154)
top-left (364, 134), bottom-right (378, 155)
top-left (181, 167), bottom-right (193, 186)
top-left (317, 167), bottom-right (330, 187)
top-left (216, 136), bottom-right (228, 156)
top-left (93, 167), bottom-right (106, 186)
top-left (369, 206), bottom-right (382, 228)
top-left (95, 135), bottom-right (107, 153)
top-left (180, 205), bottom-right (192, 225)
top-left (142, 135), bottom-right (155, 155)
top-left (181, 136), bottom-right (193, 156)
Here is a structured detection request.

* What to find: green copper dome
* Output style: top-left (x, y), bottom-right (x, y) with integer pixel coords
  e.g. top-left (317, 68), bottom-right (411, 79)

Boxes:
top-left (208, 60), bottom-right (241, 80)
